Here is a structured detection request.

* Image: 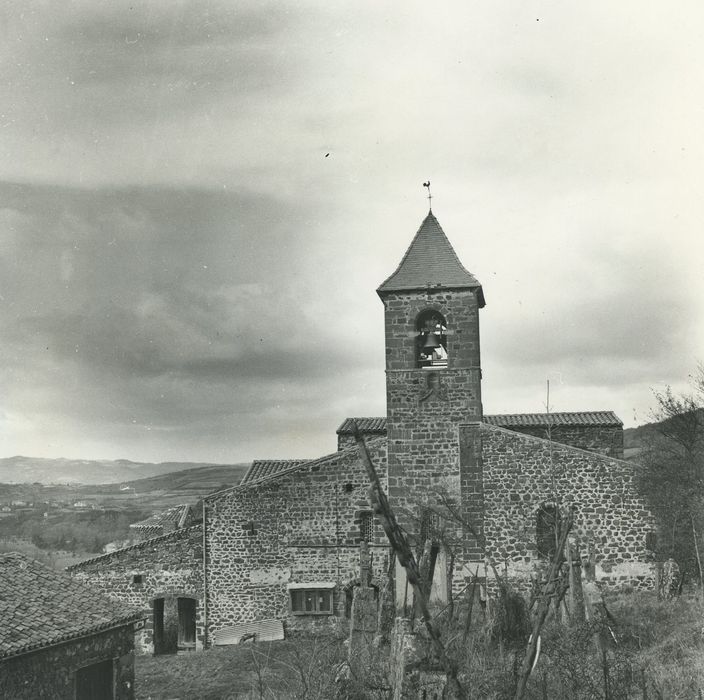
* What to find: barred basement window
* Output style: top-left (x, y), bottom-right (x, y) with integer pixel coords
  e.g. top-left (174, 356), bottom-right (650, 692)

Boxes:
top-left (290, 588), bottom-right (333, 615)
top-left (536, 504), bottom-right (560, 558)
top-left (360, 512), bottom-right (374, 542)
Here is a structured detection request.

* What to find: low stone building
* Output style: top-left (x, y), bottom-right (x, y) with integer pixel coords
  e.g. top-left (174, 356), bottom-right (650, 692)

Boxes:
top-left (69, 525), bottom-right (204, 655)
top-left (0, 552), bottom-right (144, 699)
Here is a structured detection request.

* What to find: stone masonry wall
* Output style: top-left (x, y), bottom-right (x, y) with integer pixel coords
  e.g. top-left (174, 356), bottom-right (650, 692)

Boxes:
top-left (464, 423), bottom-right (656, 591)
top-left (68, 526), bottom-right (204, 654)
top-left (382, 288), bottom-right (484, 597)
top-left (383, 289), bottom-right (482, 531)
top-left (506, 424), bottom-right (624, 459)
top-left (0, 624), bottom-right (136, 700)
top-left (204, 440), bottom-right (390, 643)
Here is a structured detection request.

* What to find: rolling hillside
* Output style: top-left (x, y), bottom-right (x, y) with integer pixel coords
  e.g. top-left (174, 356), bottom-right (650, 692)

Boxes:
top-left (0, 456), bottom-right (245, 485)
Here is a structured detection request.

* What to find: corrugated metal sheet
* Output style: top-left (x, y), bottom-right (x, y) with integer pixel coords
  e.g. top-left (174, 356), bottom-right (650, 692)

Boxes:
top-left (213, 619), bottom-right (284, 646)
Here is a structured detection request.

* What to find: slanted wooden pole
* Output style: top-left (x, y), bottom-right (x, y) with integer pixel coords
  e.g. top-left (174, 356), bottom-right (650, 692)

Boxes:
top-left (352, 422), bottom-right (464, 699)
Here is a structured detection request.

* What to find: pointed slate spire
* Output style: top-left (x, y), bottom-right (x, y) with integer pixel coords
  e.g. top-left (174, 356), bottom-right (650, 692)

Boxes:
top-left (377, 212), bottom-right (485, 306)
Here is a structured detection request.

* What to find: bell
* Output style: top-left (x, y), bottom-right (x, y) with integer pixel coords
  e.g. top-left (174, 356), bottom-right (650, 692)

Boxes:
top-left (422, 332), bottom-right (441, 351)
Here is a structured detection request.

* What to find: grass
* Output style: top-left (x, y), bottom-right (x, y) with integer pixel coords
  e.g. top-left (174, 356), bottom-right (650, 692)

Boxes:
top-left (135, 593), bottom-right (704, 699)
top-left (610, 592), bottom-right (704, 699)
top-left (135, 636), bottom-right (352, 700)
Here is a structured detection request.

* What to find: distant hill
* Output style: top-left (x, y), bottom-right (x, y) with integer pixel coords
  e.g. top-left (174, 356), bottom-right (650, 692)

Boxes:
top-left (623, 424), bottom-right (654, 460)
top-left (623, 409), bottom-right (704, 460)
top-left (120, 463), bottom-right (251, 493)
top-left (0, 456), bottom-right (249, 485)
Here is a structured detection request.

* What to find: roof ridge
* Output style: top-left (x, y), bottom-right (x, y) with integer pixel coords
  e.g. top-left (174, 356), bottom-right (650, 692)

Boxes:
top-left (67, 524), bottom-right (202, 570)
top-left (251, 458), bottom-right (310, 463)
top-left (206, 436), bottom-right (387, 500)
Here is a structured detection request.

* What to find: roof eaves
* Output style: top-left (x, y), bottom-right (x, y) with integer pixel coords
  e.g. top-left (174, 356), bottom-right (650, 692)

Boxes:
top-left (376, 212), bottom-right (484, 303)
top-left (0, 612), bottom-right (146, 660)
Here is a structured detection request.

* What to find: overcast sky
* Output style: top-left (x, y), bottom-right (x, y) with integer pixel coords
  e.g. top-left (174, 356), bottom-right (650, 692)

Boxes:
top-left (1, 2), bottom-right (703, 464)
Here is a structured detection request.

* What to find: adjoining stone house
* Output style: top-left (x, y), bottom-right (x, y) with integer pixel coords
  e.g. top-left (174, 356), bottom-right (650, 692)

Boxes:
top-left (201, 210), bottom-right (656, 644)
top-left (69, 524), bottom-right (204, 655)
top-left (129, 503), bottom-right (196, 541)
top-left (0, 552), bottom-right (144, 700)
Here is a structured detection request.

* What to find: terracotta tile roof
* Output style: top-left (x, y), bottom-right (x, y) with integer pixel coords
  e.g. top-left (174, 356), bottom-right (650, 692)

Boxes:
top-left (334, 411), bottom-right (622, 434)
top-left (241, 459), bottom-right (310, 485)
top-left (377, 212), bottom-right (485, 304)
top-left (484, 411), bottom-right (623, 427)
top-left (206, 436), bottom-right (387, 500)
top-left (0, 552), bottom-right (144, 659)
top-left (336, 417), bottom-right (388, 434)
top-left (129, 503), bottom-right (192, 531)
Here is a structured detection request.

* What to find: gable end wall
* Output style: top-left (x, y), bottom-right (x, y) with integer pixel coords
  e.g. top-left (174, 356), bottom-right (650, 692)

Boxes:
top-left (69, 526), bottom-right (204, 654)
top-left (204, 442), bottom-right (389, 640)
top-left (470, 424), bottom-right (655, 590)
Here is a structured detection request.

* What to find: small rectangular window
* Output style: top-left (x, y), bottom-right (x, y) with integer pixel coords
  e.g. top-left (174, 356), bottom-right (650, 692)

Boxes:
top-left (132, 574), bottom-right (143, 585)
top-left (290, 588), bottom-right (333, 615)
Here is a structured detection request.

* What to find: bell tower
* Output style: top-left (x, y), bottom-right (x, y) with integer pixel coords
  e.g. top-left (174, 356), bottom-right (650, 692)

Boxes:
top-left (377, 210), bottom-right (485, 509)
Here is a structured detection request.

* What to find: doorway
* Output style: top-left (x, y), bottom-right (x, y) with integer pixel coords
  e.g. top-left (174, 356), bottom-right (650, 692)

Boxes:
top-left (153, 596), bottom-right (197, 654)
top-left (75, 658), bottom-right (114, 699)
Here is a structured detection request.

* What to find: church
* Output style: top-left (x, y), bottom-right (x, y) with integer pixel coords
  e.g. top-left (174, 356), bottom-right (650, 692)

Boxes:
top-left (70, 207), bottom-right (657, 652)
top-left (200, 209), bottom-right (656, 644)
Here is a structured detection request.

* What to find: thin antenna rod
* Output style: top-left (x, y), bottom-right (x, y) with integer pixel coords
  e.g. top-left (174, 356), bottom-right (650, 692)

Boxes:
top-left (422, 180), bottom-right (432, 211)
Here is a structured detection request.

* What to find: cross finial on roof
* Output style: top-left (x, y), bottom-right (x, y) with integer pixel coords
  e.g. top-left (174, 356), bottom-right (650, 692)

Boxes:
top-left (422, 180), bottom-right (432, 211)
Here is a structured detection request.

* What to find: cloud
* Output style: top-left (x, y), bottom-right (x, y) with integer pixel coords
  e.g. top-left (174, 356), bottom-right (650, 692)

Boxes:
top-left (0, 181), bottom-right (385, 460)
top-left (1, 2), bottom-right (703, 461)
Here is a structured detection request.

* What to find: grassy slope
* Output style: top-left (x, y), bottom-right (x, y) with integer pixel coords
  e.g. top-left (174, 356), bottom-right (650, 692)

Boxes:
top-left (134, 593), bottom-right (704, 700)
top-left (136, 637), bottom-right (348, 700)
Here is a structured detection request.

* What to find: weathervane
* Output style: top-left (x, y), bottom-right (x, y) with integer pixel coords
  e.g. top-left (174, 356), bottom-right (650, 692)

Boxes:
top-left (423, 180), bottom-right (432, 211)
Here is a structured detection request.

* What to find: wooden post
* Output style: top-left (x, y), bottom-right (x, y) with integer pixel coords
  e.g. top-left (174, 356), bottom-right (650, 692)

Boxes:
top-left (353, 423), bottom-right (464, 699)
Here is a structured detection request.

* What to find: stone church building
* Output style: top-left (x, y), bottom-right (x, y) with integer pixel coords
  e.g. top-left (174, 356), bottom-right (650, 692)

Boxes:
top-left (70, 209), bottom-right (656, 650)
top-left (200, 210), bottom-right (656, 644)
